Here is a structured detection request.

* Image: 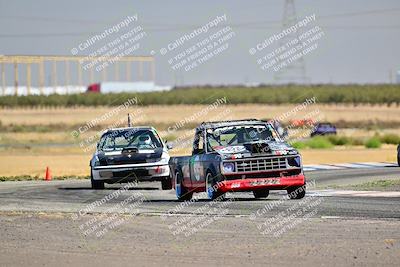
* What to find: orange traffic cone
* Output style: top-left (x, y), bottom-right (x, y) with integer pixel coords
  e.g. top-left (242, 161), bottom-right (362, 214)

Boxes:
top-left (44, 167), bottom-right (52, 181)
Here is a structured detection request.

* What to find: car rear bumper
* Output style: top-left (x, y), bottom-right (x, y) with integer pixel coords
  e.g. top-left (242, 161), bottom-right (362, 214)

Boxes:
top-left (92, 164), bottom-right (170, 182)
top-left (217, 174), bottom-right (305, 193)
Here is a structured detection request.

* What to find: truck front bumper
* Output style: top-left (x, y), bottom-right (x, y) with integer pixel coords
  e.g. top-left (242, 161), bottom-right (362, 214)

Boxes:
top-left (92, 164), bottom-right (170, 183)
top-left (218, 174), bottom-right (305, 193)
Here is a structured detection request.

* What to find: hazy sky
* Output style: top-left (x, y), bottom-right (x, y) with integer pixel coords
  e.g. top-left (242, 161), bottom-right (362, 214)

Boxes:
top-left (0, 0), bottom-right (399, 86)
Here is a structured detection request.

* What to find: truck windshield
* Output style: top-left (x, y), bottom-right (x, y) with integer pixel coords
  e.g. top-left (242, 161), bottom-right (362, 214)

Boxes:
top-left (206, 124), bottom-right (280, 151)
top-left (99, 129), bottom-right (162, 151)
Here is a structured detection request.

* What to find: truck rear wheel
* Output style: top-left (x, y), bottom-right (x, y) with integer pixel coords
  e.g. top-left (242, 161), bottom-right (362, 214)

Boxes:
top-left (175, 170), bottom-right (192, 201)
top-left (206, 171), bottom-right (225, 200)
top-left (253, 189), bottom-right (269, 199)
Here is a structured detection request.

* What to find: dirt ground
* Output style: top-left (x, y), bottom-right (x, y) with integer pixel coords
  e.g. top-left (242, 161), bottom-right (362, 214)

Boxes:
top-left (0, 212), bottom-right (399, 267)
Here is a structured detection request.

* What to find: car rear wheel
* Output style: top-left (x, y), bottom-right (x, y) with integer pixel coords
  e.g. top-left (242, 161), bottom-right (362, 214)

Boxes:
top-left (287, 185), bottom-right (306, 199)
top-left (175, 170), bottom-right (192, 201)
top-left (253, 189), bottom-right (269, 199)
top-left (91, 170), bottom-right (105, 189)
top-left (397, 144), bottom-right (400, 166)
top-left (206, 171), bottom-right (225, 200)
top-left (161, 177), bottom-right (173, 190)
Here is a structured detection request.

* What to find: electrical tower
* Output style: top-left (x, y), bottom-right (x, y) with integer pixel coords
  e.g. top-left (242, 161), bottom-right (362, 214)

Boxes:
top-left (274, 0), bottom-right (309, 84)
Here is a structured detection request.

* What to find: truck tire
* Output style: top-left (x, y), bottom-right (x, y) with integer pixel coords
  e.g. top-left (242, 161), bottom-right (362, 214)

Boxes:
top-left (287, 185), bottom-right (306, 199)
top-left (253, 189), bottom-right (269, 199)
top-left (175, 170), bottom-right (193, 201)
top-left (91, 170), bottom-right (105, 190)
top-left (206, 171), bottom-right (225, 200)
top-left (161, 177), bottom-right (173, 190)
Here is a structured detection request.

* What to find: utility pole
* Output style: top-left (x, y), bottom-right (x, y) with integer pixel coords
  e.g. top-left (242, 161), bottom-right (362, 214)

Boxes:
top-left (14, 62), bottom-right (18, 95)
top-left (274, 0), bottom-right (308, 84)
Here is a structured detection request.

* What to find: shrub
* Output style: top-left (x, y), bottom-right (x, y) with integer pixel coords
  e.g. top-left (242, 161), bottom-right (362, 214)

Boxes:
top-left (291, 141), bottom-right (308, 149)
top-left (306, 136), bottom-right (334, 149)
top-left (349, 137), bottom-right (364, 146)
top-left (380, 134), bottom-right (400, 145)
top-left (365, 137), bottom-right (381, 148)
top-left (327, 135), bottom-right (350, 146)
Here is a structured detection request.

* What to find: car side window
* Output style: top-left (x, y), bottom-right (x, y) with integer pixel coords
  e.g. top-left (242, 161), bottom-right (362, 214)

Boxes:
top-left (98, 136), bottom-right (105, 150)
top-left (193, 131), bottom-right (205, 154)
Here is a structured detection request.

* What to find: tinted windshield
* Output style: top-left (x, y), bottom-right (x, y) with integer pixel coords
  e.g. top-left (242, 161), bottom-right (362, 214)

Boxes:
top-left (206, 124), bottom-right (280, 151)
top-left (99, 129), bottom-right (162, 151)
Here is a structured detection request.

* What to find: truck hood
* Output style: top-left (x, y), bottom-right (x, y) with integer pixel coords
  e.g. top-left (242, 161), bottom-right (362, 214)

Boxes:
top-left (213, 141), bottom-right (298, 159)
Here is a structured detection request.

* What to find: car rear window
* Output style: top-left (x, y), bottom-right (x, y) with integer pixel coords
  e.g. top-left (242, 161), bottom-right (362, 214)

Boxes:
top-left (99, 129), bottom-right (162, 151)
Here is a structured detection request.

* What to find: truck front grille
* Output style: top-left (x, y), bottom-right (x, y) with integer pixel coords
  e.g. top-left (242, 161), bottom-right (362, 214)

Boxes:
top-left (235, 157), bottom-right (287, 173)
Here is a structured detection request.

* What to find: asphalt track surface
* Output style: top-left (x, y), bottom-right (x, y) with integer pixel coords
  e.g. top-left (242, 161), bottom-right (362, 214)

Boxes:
top-left (0, 167), bottom-right (399, 218)
top-left (0, 167), bottom-right (399, 266)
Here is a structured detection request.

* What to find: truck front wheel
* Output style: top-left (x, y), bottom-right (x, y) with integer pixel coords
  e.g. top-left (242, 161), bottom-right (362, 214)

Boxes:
top-left (253, 189), bottom-right (269, 199)
top-left (206, 171), bottom-right (225, 200)
top-left (287, 185), bottom-right (306, 199)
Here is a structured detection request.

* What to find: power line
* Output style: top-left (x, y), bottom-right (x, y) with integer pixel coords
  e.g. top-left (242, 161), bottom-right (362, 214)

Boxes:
top-left (1, 24), bottom-right (400, 38)
top-left (318, 7), bottom-right (400, 19)
top-left (1, 6), bottom-right (399, 26)
top-left (1, 6), bottom-right (400, 38)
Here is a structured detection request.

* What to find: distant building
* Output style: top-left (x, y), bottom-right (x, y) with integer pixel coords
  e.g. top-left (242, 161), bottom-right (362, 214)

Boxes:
top-left (86, 82), bottom-right (172, 93)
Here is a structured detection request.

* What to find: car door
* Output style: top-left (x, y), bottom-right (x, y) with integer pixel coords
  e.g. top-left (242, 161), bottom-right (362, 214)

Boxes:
top-left (189, 129), bottom-right (207, 190)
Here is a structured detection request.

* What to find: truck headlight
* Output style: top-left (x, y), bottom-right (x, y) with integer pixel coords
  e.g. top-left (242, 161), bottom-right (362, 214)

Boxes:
top-left (222, 162), bottom-right (235, 173)
top-left (287, 156), bottom-right (301, 168)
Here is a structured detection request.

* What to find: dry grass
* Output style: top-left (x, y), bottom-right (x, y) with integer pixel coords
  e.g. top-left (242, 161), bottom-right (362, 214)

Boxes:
top-left (0, 132), bottom-right (71, 144)
top-left (1, 104), bottom-right (400, 126)
top-left (300, 146), bottom-right (397, 164)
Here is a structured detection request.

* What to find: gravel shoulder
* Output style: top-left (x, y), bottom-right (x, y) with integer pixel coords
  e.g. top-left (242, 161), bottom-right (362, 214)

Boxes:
top-left (0, 212), bottom-right (399, 267)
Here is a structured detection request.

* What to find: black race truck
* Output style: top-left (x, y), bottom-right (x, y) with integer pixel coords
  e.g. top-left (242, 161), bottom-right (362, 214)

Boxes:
top-left (169, 119), bottom-right (306, 201)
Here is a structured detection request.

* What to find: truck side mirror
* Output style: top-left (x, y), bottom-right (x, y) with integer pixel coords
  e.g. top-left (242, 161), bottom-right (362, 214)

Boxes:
top-left (166, 143), bottom-right (173, 150)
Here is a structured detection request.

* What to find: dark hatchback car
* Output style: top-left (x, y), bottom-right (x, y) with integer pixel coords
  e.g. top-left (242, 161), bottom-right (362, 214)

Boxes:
top-left (310, 122), bottom-right (337, 137)
top-left (90, 127), bottom-right (172, 189)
